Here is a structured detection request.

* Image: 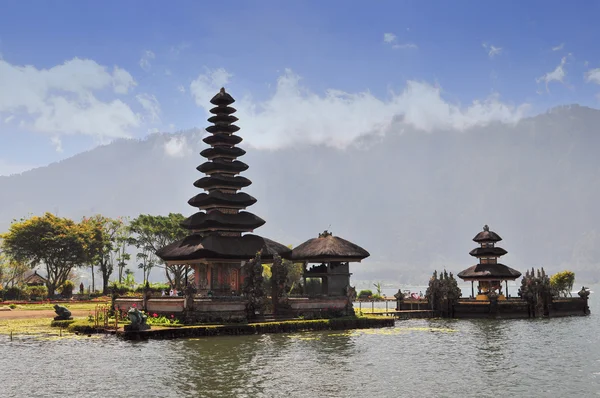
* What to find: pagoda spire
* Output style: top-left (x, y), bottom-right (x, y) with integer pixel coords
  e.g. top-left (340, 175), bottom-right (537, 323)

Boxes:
top-left (182, 88), bottom-right (265, 235)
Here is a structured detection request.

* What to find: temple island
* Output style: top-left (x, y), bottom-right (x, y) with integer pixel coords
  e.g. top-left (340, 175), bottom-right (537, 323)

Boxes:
top-left (396, 225), bottom-right (590, 319)
top-left (115, 88), bottom-right (375, 328)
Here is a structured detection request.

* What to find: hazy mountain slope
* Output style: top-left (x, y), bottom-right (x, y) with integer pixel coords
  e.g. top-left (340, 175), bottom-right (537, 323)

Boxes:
top-left (1, 105), bottom-right (600, 283)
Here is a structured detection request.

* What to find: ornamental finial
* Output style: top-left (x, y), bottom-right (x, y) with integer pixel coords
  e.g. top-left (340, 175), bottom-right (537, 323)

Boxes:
top-left (483, 225), bottom-right (489, 232)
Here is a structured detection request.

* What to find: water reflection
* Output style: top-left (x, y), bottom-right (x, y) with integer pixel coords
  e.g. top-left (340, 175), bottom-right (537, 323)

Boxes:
top-left (3, 311), bottom-right (600, 397)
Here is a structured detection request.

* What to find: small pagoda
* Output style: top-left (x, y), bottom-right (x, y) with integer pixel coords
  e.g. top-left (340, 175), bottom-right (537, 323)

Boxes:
top-left (156, 88), bottom-right (290, 294)
top-left (457, 225), bottom-right (521, 300)
top-left (291, 230), bottom-right (370, 296)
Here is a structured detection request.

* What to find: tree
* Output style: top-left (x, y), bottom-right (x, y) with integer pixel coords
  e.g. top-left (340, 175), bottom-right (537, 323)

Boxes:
top-left (243, 251), bottom-right (265, 318)
top-left (1, 213), bottom-right (88, 296)
top-left (550, 270), bottom-right (575, 297)
top-left (0, 254), bottom-right (29, 289)
top-left (128, 213), bottom-right (188, 288)
top-left (270, 254), bottom-right (290, 314)
top-left (81, 215), bottom-right (124, 294)
top-left (114, 217), bottom-right (132, 283)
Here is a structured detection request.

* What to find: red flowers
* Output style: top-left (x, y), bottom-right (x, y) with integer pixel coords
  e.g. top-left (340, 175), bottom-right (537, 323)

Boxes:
top-left (153, 313), bottom-right (158, 318)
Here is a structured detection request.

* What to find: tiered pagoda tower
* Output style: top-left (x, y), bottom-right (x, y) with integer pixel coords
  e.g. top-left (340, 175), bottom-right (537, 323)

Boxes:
top-left (457, 225), bottom-right (521, 300)
top-left (157, 88), bottom-right (290, 294)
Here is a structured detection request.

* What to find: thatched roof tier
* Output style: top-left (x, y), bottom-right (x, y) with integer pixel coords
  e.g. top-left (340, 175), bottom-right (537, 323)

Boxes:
top-left (201, 146), bottom-right (246, 160)
top-left (209, 105), bottom-right (236, 115)
top-left (469, 247), bottom-right (508, 257)
top-left (194, 175), bottom-right (251, 190)
top-left (473, 225), bottom-right (502, 242)
top-left (210, 88), bottom-right (235, 106)
top-left (181, 210), bottom-right (265, 232)
top-left (188, 191), bottom-right (257, 209)
top-left (197, 160), bottom-right (248, 175)
top-left (206, 124), bottom-right (241, 134)
top-left (457, 263), bottom-right (522, 281)
top-left (291, 231), bottom-right (370, 262)
top-left (157, 233), bottom-right (291, 262)
top-left (208, 114), bottom-right (239, 124)
top-left (203, 133), bottom-right (243, 146)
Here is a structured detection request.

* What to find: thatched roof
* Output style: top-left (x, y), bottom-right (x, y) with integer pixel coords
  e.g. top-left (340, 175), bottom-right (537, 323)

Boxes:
top-left (290, 230), bottom-right (370, 262)
top-left (188, 191), bottom-right (257, 209)
top-left (457, 263), bottom-right (521, 281)
top-left (156, 233), bottom-right (291, 262)
top-left (473, 225), bottom-right (502, 242)
top-left (24, 271), bottom-right (47, 286)
top-left (181, 210), bottom-right (265, 232)
top-left (469, 247), bottom-right (507, 257)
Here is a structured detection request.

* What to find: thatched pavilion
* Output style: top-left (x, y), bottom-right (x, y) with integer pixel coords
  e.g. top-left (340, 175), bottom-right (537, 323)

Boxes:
top-left (457, 225), bottom-right (521, 299)
top-left (156, 88), bottom-right (290, 295)
top-left (291, 230), bottom-right (370, 296)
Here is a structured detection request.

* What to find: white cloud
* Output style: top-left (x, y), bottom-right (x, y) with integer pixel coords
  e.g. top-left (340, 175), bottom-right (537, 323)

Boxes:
top-left (392, 43), bottom-right (418, 50)
top-left (51, 136), bottom-right (63, 152)
top-left (190, 68), bottom-right (233, 107)
top-left (585, 68), bottom-right (600, 85)
top-left (482, 43), bottom-right (503, 58)
top-left (552, 43), bottom-right (565, 52)
top-left (164, 136), bottom-right (191, 157)
top-left (383, 33), bottom-right (397, 43)
top-left (177, 85), bottom-right (186, 93)
top-left (384, 32), bottom-right (417, 50)
top-left (0, 57), bottom-right (140, 138)
top-left (139, 50), bottom-right (155, 71)
top-left (537, 56), bottom-right (568, 92)
top-left (136, 93), bottom-right (161, 122)
top-left (191, 68), bottom-right (530, 150)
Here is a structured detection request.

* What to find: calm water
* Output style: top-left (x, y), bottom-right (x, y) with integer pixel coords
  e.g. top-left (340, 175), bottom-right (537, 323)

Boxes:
top-left (1, 291), bottom-right (599, 397)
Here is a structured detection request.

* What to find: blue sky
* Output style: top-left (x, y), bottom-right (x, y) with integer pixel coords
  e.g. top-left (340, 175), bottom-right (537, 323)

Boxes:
top-left (1, 0), bottom-right (600, 175)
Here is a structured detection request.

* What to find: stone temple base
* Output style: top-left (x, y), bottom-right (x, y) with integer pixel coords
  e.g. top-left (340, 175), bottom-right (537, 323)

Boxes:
top-left (53, 316), bottom-right (73, 321)
top-left (124, 323), bottom-right (151, 332)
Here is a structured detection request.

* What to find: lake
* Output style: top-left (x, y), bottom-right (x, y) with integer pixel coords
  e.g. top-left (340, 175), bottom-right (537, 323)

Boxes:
top-left (1, 288), bottom-right (599, 397)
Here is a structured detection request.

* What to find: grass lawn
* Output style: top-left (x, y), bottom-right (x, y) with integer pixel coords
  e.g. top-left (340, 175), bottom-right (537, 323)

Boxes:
top-left (0, 302), bottom-right (108, 311)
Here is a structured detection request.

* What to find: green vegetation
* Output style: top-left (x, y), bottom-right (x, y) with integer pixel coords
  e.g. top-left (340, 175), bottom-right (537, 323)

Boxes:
top-left (358, 289), bottom-right (373, 299)
top-left (128, 213), bottom-right (188, 289)
top-left (550, 270), bottom-right (575, 297)
top-left (1, 213), bottom-right (90, 296)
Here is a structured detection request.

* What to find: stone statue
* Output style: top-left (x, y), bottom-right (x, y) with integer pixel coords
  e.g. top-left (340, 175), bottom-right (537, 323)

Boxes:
top-left (393, 289), bottom-right (405, 301)
top-left (578, 286), bottom-right (590, 299)
top-left (124, 307), bottom-right (150, 331)
top-left (53, 304), bottom-right (72, 320)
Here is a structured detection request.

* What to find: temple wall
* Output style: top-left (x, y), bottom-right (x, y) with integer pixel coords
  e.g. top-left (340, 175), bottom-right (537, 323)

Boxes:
top-left (451, 298), bottom-right (589, 319)
top-left (396, 300), bottom-right (430, 311)
top-left (327, 275), bottom-right (350, 296)
top-left (549, 298), bottom-right (589, 317)
top-left (289, 297), bottom-right (348, 310)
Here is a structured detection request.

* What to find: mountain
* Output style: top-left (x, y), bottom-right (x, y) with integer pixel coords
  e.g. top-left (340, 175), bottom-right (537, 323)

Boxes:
top-left (2, 105), bottom-right (600, 284)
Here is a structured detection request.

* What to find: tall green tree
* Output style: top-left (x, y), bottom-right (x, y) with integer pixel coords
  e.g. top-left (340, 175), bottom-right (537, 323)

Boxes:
top-left (128, 213), bottom-right (188, 288)
top-left (81, 215), bottom-right (125, 294)
top-left (1, 213), bottom-right (88, 296)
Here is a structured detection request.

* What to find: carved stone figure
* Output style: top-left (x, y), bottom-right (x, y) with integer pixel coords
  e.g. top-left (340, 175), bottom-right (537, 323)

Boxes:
top-left (124, 307), bottom-right (150, 331)
top-left (53, 304), bottom-right (72, 320)
top-left (578, 286), bottom-right (590, 299)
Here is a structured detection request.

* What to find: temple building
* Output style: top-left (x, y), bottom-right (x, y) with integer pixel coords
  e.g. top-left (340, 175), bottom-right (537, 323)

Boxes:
top-left (291, 230), bottom-right (369, 296)
top-left (457, 225), bottom-right (521, 300)
top-left (156, 88), bottom-right (290, 294)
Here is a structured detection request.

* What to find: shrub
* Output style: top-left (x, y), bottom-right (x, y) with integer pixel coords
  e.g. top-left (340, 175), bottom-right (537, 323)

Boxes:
top-left (3, 286), bottom-right (29, 301)
top-left (9, 303), bottom-right (17, 309)
top-left (26, 285), bottom-right (48, 300)
top-left (358, 289), bottom-right (373, 299)
top-left (59, 280), bottom-right (75, 298)
top-left (550, 271), bottom-right (575, 297)
top-left (108, 282), bottom-right (131, 296)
